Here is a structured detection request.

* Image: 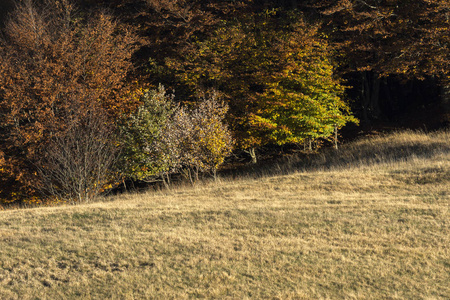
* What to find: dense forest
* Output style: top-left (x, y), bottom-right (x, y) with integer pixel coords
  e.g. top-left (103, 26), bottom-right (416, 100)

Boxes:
top-left (0, 0), bottom-right (449, 205)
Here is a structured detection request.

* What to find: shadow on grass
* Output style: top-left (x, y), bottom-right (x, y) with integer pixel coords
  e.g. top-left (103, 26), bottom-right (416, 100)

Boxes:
top-left (222, 130), bottom-right (450, 179)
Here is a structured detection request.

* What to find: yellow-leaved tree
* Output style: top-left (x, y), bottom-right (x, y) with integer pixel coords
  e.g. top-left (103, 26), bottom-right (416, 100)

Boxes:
top-left (254, 21), bottom-right (358, 146)
top-left (167, 9), bottom-right (357, 162)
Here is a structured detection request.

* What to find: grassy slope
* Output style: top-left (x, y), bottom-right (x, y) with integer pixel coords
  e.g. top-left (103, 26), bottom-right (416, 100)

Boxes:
top-left (0, 130), bottom-right (449, 299)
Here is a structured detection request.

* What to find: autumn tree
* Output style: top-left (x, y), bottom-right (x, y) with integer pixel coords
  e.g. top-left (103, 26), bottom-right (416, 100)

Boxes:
top-left (168, 10), bottom-right (281, 156)
top-left (313, 0), bottom-right (450, 121)
top-left (115, 0), bottom-right (247, 96)
top-left (118, 85), bottom-right (181, 186)
top-left (36, 100), bottom-right (119, 203)
top-left (255, 21), bottom-right (357, 148)
top-left (169, 9), bottom-right (356, 161)
top-left (179, 91), bottom-right (234, 181)
top-left (0, 0), bottom-right (136, 203)
top-left (119, 86), bottom-right (233, 186)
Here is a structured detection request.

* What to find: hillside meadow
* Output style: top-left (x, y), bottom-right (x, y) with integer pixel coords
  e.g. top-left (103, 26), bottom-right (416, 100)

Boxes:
top-left (0, 130), bottom-right (449, 299)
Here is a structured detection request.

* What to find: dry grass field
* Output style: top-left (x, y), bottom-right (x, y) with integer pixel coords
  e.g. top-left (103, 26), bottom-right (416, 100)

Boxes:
top-left (0, 130), bottom-right (449, 299)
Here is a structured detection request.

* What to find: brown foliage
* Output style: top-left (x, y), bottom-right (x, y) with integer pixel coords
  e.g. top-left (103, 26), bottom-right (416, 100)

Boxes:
top-left (134, 0), bottom-right (248, 89)
top-left (319, 0), bottom-right (449, 81)
top-left (0, 0), bottom-right (136, 203)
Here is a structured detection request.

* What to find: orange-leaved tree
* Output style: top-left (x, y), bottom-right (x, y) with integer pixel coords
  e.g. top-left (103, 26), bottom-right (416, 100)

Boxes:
top-left (0, 0), bottom-right (136, 204)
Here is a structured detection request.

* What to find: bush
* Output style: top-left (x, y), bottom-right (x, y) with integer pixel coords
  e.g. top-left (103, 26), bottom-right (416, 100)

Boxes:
top-left (182, 91), bottom-right (234, 180)
top-left (119, 87), bottom-right (233, 185)
top-left (36, 101), bottom-right (119, 203)
top-left (119, 85), bottom-right (180, 185)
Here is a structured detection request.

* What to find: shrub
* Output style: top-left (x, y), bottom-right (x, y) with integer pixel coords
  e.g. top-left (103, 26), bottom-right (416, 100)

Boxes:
top-left (184, 92), bottom-right (234, 180)
top-left (119, 87), bottom-right (233, 186)
top-left (36, 101), bottom-right (119, 203)
top-left (119, 85), bottom-right (179, 186)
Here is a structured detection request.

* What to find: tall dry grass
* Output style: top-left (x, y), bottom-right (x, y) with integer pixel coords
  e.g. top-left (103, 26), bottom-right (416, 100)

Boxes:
top-left (0, 130), bottom-right (449, 299)
top-left (241, 129), bottom-right (450, 176)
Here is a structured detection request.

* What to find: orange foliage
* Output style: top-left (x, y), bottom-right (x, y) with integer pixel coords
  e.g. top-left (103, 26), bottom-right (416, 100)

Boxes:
top-left (0, 0), bottom-right (137, 203)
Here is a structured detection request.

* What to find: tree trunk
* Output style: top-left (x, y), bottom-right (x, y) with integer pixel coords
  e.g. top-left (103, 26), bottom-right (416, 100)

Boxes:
top-left (194, 166), bottom-right (199, 182)
top-left (161, 174), bottom-right (169, 189)
top-left (212, 168), bottom-right (218, 181)
top-left (334, 125), bottom-right (338, 150)
top-left (188, 168), bottom-right (194, 185)
top-left (248, 147), bottom-right (257, 164)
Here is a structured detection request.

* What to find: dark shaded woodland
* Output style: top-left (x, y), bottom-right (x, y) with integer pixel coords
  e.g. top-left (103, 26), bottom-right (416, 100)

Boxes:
top-left (1, 0), bottom-right (448, 126)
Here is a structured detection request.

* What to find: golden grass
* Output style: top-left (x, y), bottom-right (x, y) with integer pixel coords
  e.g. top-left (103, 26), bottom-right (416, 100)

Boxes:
top-left (0, 130), bottom-right (449, 299)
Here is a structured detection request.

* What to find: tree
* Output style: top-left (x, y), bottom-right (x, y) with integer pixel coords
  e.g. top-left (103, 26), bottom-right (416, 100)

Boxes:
top-left (125, 0), bottom-right (243, 92)
top-left (181, 91), bottom-right (234, 180)
top-left (255, 22), bottom-right (357, 146)
top-left (118, 85), bottom-right (180, 186)
top-left (169, 9), bottom-right (356, 161)
top-left (315, 0), bottom-right (450, 121)
top-left (119, 86), bottom-right (233, 186)
top-left (0, 0), bottom-right (136, 203)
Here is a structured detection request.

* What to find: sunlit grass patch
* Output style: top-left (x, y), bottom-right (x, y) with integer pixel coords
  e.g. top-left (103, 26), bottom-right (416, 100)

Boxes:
top-left (0, 130), bottom-right (449, 299)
